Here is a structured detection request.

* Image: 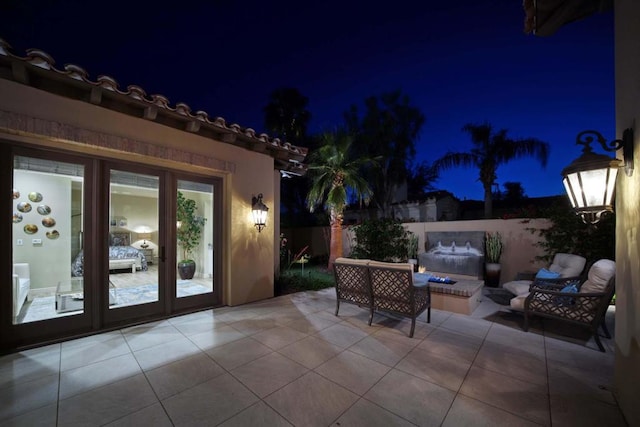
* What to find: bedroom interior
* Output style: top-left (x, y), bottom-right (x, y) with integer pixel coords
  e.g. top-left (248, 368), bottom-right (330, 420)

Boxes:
top-left (12, 158), bottom-right (214, 325)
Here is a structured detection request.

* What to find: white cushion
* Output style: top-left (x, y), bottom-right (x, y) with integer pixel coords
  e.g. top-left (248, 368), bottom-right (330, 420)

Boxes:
top-left (334, 257), bottom-right (370, 266)
top-left (509, 293), bottom-right (529, 310)
top-left (503, 280), bottom-right (532, 296)
top-left (368, 260), bottom-right (413, 271)
top-left (548, 253), bottom-right (586, 277)
top-left (580, 259), bottom-right (615, 293)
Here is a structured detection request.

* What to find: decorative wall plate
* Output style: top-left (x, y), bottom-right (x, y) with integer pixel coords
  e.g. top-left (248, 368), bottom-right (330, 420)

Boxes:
top-left (12, 189), bottom-right (20, 199)
top-left (12, 213), bottom-right (23, 223)
top-left (37, 205), bottom-right (51, 215)
top-left (46, 230), bottom-right (60, 240)
top-left (42, 217), bottom-right (56, 227)
top-left (28, 192), bottom-right (43, 202)
top-left (24, 224), bottom-right (38, 234)
top-left (17, 202), bottom-right (32, 213)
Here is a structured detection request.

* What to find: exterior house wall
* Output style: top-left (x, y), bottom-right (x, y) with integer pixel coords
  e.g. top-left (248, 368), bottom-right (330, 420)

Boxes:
top-left (0, 78), bottom-right (275, 307)
top-left (614, 1), bottom-right (640, 424)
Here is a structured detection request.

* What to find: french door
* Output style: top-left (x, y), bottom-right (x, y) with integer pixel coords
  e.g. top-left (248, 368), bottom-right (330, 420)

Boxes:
top-left (3, 146), bottom-right (221, 350)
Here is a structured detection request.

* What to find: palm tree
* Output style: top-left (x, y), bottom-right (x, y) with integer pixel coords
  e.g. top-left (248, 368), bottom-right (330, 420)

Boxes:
top-left (306, 130), bottom-right (376, 270)
top-left (434, 122), bottom-right (549, 218)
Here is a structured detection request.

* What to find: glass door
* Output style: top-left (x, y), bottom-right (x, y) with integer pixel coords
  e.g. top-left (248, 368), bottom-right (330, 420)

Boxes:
top-left (175, 179), bottom-right (215, 305)
top-left (9, 153), bottom-right (91, 329)
top-left (104, 167), bottom-right (162, 321)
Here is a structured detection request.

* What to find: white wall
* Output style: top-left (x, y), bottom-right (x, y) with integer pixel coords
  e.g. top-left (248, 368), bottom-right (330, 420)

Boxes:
top-left (13, 170), bottom-right (72, 291)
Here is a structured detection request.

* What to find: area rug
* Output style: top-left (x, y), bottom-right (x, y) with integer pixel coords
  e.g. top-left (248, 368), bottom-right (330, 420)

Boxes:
top-left (484, 288), bottom-right (515, 306)
top-left (22, 281), bottom-right (211, 323)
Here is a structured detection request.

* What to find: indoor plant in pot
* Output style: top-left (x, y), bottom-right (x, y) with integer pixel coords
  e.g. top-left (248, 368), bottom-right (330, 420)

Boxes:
top-left (485, 231), bottom-right (503, 287)
top-left (176, 191), bottom-right (207, 280)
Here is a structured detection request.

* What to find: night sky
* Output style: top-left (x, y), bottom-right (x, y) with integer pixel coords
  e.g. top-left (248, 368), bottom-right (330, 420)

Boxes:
top-left (1, 1), bottom-right (615, 201)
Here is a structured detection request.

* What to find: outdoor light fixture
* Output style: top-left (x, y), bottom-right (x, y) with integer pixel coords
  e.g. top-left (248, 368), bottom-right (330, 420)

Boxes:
top-left (561, 128), bottom-right (634, 224)
top-left (251, 193), bottom-right (269, 232)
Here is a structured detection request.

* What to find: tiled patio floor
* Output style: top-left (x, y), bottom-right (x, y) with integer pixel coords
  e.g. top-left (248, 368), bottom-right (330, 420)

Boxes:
top-left (0, 287), bottom-right (627, 426)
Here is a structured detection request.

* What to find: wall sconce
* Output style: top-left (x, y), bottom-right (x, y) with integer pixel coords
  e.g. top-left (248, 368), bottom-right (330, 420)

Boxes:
top-left (251, 193), bottom-right (269, 232)
top-left (561, 128), bottom-right (634, 224)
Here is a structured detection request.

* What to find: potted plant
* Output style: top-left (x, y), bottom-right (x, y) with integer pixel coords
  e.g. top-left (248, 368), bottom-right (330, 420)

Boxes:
top-left (407, 232), bottom-right (419, 272)
top-left (176, 191), bottom-right (207, 280)
top-left (485, 231), bottom-right (503, 287)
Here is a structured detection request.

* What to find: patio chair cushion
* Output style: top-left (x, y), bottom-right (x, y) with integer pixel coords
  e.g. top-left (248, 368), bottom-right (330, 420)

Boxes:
top-left (580, 259), bottom-right (616, 293)
top-left (510, 293), bottom-right (528, 310)
top-left (503, 280), bottom-right (532, 296)
top-left (548, 253), bottom-right (587, 277)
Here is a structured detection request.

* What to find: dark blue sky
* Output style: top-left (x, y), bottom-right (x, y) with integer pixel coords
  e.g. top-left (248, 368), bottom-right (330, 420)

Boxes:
top-left (2, 1), bottom-right (615, 200)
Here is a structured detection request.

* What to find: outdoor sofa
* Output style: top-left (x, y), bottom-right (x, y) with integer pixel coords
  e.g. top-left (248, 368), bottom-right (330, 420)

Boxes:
top-left (333, 257), bottom-right (430, 337)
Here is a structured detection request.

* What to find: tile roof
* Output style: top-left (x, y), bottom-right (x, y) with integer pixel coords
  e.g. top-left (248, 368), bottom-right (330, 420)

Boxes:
top-left (0, 38), bottom-right (307, 175)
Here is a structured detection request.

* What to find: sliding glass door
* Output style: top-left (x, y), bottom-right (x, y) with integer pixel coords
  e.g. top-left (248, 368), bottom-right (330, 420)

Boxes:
top-left (3, 146), bottom-right (222, 350)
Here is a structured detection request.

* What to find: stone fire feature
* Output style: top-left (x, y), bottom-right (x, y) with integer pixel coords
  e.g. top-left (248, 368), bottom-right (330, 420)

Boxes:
top-left (418, 231), bottom-right (485, 279)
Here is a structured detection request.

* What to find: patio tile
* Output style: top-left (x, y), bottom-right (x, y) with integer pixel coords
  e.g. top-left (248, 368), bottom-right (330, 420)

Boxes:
top-left (231, 352), bottom-right (308, 398)
top-left (278, 336), bottom-right (344, 369)
top-left (549, 392), bottom-right (627, 427)
top-left (548, 364), bottom-right (617, 406)
top-left (484, 322), bottom-right (546, 359)
top-left (206, 337), bottom-right (273, 370)
top-left (459, 365), bottom-right (550, 426)
top-left (0, 403), bottom-right (57, 426)
top-left (218, 401), bottom-right (293, 427)
top-left (59, 353), bottom-right (142, 400)
top-left (473, 341), bottom-right (548, 386)
top-left (442, 394), bottom-right (542, 427)
top-left (145, 352), bottom-right (225, 400)
top-left (168, 311), bottom-right (229, 336)
top-left (104, 402), bottom-right (173, 427)
top-left (133, 335), bottom-right (201, 371)
top-left (121, 322), bottom-right (184, 352)
top-left (314, 322), bottom-right (370, 348)
top-left (395, 346), bottom-right (472, 391)
top-left (251, 325), bottom-right (308, 350)
top-left (439, 313), bottom-right (492, 339)
top-left (226, 316), bottom-right (280, 336)
top-left (0, 344), bottom-right (60, 388)
top-left (416, 328), bottom-right (483, 363)
top-left (333, 398), bottom-right (415, 426)
top-left (187, 324), bottom-right (246, 350)
top-left (370, 316), bottom-right (433, 340)
top-left (315, 350), bottom-right (390, 395)
top-left (58, 374), bottom-right (158, 426)
top-left (286, 312), bottom-right (338, 334)
top-left (60, 333), bottom-right (130, 371)
top-left (265, 371), bottom-right (359, 427)
top-left (161, 373), bottom-right (258, 426)
top-left (364, 368), bottom-right (456, 426)
top-left (0, 374), bottom-right (59, 422)
top-left (348, 333), bottom-right (416, 367)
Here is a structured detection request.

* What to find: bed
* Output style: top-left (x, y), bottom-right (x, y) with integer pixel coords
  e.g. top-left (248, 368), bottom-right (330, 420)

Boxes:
top-left (71, 232), bottom-right (148, 277)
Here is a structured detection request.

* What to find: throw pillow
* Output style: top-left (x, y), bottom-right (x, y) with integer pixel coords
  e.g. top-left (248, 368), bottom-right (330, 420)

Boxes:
top-left (554, 282), bottom-right (579, 306)
top-left (536, 268), bottom-right (561, 279)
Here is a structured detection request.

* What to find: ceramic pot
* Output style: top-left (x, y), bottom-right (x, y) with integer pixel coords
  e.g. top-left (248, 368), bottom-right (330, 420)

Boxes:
top-left (485, 262), bottom-right (501, 287)
top-left (178, 260), bottom-right (196, 280)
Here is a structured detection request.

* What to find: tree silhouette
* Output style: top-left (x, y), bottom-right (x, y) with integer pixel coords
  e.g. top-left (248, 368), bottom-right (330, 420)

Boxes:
top-left (434, 122), bottom-right (549, 218)
top-left (344, 90), bottom-right (425, 217)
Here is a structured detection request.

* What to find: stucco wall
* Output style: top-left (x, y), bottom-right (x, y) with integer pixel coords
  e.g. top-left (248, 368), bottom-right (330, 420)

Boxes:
top-left (1, 78), bottom-right (275, 307)
top-left (614, 1), bottom-right (640, 424)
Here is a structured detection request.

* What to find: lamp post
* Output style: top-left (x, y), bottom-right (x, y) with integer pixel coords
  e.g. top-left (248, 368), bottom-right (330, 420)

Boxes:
top-left (252, 193), bottom-right (269, 232)
top-left (561, 128), bottom-right (634, 224)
